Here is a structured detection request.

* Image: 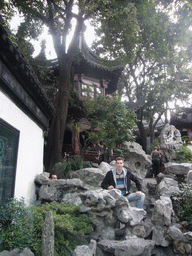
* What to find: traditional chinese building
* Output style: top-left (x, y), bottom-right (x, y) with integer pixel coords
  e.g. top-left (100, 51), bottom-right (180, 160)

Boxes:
top-left (170, 108), bottom-right (192, 143)
top-left (63, 33), bottom-right (123, 155)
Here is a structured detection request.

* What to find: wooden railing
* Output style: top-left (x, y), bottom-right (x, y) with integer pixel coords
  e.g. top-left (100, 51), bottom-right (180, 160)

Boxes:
top-left (84, 150), bottom-right (118, 164)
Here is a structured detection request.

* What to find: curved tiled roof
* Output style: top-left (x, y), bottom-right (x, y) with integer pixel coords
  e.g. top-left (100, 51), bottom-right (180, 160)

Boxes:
top-left (79, 33), bottom-right (123, 72)
top-left (0, 15), bottom-right (55, 128)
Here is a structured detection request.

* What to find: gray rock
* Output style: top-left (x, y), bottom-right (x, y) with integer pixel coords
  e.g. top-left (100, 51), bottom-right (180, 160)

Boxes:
top-left (165, 162), bottom-right (192, 176)
top-left (152, 225), bottom-right (169, 247)
top-left (39, 178), bottom-right (87, 202)
top-left (151, 196), bottom-right (173, 226)
top-left (123, 142), bottom-right (152, 179)
top-left (99, 162), bottom-right (112, 175)
top-left (129, 207), bottom-right (147, 226)
top-left (0, 248), bottom-right (34, 256)
top-left (159, 124), bottom-right (183, 162)
top-left (132, 225), bottom-right (146, 238)
top-left (42, 211), bottom-right (54, 256)
top-left (157, 177), bottom-right (180, 197)
top-left (98, 237), bottom-right (155, 256)
top-left (61, 192), bottom-right (82, 206)
top-left (166, 225), bottom-right (187, 243)
top-left (73, 239), bottom-right (96, 256)
top-left (70, 168), bottom-right (105, 187)
top-left (34, 172), bottom-right (49, 185)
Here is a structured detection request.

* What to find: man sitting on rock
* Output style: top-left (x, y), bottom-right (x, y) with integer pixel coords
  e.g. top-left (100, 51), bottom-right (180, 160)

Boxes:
top-left (101, 157), bottom-right (145, 208)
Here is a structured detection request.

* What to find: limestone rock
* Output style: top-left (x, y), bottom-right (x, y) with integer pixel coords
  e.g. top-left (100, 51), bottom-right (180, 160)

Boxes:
top-left (152, 225), bottom-right (169, 247)
top-left (39, 178), bottom-right (87, 202)
top-left (99, 162), bottom-right (112, 175)
top-left (159, 123), bottom-right (183, 162)
top-left (166, 226), bottom-right (187, 243)
top-left (151, 196), bottom-right (173, 226)
top-left (123, 141), bottom-right (152, 179)
top-left (98, 237), bottom-right (155, 256)
top-left (70, 168), bottom-right (105, 187)
top-left (73, 239), bottom-right (96, 256)
top-left (0, 248), bottom-right (34, 256)
top-left (165, 162), bottom-right (192, 176)
top-left (157, 177), bottom-right (180, 197)
top-left (34, 172), bottom-right (49, 185)
top-left (42, 211), bottom-right (54, 256)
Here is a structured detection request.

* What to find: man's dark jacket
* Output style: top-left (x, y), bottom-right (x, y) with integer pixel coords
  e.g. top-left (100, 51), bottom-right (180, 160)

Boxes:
top-left (101, 168), bottom-right (142, 193)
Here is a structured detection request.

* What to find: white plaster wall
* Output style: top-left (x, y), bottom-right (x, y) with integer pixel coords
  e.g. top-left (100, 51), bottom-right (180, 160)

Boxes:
top-left (0, 90), bottom-right (44, 203)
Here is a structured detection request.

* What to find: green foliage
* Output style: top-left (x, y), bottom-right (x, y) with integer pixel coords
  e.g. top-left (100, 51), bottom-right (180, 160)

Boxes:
top-left (56, 158), bottom-right (91, 178)
top-left (113, 146), bottom-right (130, 157)
top-left (176, 144), bottom-right (192, 163)
top-left (172, 183), bottom-right (192, 231)
top-left (0, 199), bottom-right (42, 254)
top-left (150, 138), bottom-right (159, 152)
top-left (36, 202), bottom-right (94, 256)
top-left (0, 200), bottom-right (94, 256)
top-left (84, 95), bottom-right (136, 151)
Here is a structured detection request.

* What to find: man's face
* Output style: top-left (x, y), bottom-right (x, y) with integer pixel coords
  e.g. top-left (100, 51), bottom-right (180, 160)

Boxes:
top-left (51, 175), bottom-right (57, 180)
top-left (115, 160), bottom-right (124, 171)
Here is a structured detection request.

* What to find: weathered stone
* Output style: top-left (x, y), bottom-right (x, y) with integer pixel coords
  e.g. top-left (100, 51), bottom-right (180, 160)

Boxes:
top-left (187, 170), bottom-right (192, 183)
top-left (152, 225), bottom-right (169, 247)
top-left (34, 172), bottom-right (49, 185)
top-left (165, 162), bottom-right (192, 176)
top-left (42, 211), bottom-right (54, 256)
top-left (159, 124), bottom-right (183, 162)
top-left (98, 237), bottom-right (155, 256)
top-left (70, 168), bottom-right (105, 187)
top-left (123, 141), bottom-right (152, 179)
top-left (132, 225), bottom-right (146, 238)
top-left (157, 177), bottom-right (180, 197)
top-left (173, 240), bottom-right (192, 255)
top-left (128, 207), bottom-right (147, 226)
top-left (61, 192), bottom-right (82, 206)
top-left (184, 231), bottom-right (192, 241)
top-left (80, 189), bottom-right (116, 210)
top-left (39, 178), bottom-right (87, 202)
top-left (0, 248), bottom-right (35, 256)
top-left (166, 226), bottom-right (187, 243)
top-left (99, 162), bottom-right (112, 175)
top-left (114, 204), bottom-right (132, 224)
top-left (73, 239), bottom-right (96, 256)
top-left (151, 196), bottom-right (173, 226)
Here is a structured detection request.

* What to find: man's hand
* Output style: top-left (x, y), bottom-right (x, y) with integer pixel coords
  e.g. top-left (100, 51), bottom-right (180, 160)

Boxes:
top-left (108, 185), bottom-right (114, 190)
top-left (136, 191), bottom-right (140, 196)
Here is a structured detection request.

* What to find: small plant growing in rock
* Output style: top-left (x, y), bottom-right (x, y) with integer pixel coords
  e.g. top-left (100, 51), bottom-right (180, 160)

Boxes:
top-left (172, 183), bottom-right (192, 231)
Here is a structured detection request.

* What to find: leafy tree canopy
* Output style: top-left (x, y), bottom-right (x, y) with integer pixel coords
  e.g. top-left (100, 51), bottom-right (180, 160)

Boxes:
top-left (84, 95), bottom-right (136, 151)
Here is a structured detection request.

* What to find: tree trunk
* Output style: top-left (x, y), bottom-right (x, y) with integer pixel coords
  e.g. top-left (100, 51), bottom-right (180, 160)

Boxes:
top-left (136, 107), bottom-right (147, 151)
top-left (45, 60), bottom-right (71, 172)
top-left (44, 18), bottom-right (84, 172)
top-left (149, 112), bottom-right (154, 144)
top-left (137, 121), bottom-right (147, 152)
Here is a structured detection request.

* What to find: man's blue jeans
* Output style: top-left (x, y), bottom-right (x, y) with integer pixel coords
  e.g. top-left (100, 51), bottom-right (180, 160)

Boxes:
top-left (125, 192), bottom-right (145, 209)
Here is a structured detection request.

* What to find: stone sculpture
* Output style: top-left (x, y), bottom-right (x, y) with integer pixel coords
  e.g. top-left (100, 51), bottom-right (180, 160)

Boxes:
top-left (159, 123), bottom-right (183, 162)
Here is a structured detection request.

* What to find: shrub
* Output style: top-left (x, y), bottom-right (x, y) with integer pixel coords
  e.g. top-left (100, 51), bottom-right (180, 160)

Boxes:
top-left (176, 145), bottom-right (192, 163)
top-left (0, 199), bottom-right (94, 256)
top-left (57, 158), bottom-right (91, 178)
top-left (0, 199), bottom-right (42, 254)
top-left (172, 183), bottom-right (192, 231)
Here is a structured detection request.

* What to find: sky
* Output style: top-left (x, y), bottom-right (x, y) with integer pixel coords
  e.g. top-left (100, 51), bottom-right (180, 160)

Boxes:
top-left (10, 16), bottom-right (95, 59)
